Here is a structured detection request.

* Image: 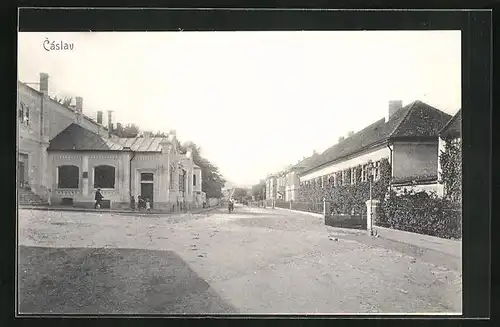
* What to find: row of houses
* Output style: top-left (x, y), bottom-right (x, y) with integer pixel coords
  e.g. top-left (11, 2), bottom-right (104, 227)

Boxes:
top-left (264, 100), bottom-right (462, 202)
top-left (18, 72), bottom-right (205, 210)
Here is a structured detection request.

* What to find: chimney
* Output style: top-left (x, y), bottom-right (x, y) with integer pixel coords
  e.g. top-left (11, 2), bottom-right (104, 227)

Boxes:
top-left (388, 100), bottom-right (403, 120)
top-left (338, 136), bottom-right (345, 143)
top-left (347, 131), bottom-right (354, 137)
top-left (74, 96), bottom-right (83, 124)
top-left (116, 122), bottom-right (123, 132)
top-left (97, 111), bottom-right (103, 125)
top-left (107, 111), bottom-right (113, 138)
top-left (39, 73), bottom-right (49, 95)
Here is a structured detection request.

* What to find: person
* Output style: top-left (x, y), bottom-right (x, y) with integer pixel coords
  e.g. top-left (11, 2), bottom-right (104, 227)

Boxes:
top-left (94, 188), bottom-right (103, 209)
top-left (138, 196), bottom-right (144, 210)
top-left (130, 195), bottom-right (136, 210)
top-left (145, 198), bottom-right (151, 211)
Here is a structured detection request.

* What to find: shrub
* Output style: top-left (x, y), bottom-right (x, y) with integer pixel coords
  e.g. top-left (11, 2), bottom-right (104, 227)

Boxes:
top-left (378, 189), bottom-right (462, 239)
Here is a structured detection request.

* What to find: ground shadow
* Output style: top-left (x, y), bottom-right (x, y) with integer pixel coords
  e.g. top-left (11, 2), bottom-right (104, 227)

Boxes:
top-left (18, 246), bottom-right (238, 314)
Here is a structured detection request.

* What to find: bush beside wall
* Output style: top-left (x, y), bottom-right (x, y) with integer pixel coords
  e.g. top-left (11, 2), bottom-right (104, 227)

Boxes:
top-left (377, 190), bottom-right (462, 239)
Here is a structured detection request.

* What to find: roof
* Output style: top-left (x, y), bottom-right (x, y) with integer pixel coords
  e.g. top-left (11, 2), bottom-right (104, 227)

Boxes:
top-left (18, 81), bottom-right (108, 131)
top-left (301, 101), bottom-right (452, 175)
top-left (48, 124), bottom-right (172, 152)
top-left (291, 153), bottom-right (320, 173)
top-left (439, 109), bottom-right (461, 139)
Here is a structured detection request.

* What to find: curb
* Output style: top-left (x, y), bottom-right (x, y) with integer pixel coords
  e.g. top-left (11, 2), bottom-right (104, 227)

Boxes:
top-left (273, 206), bottom-right (324, 218)
top-left (18, 205), bottom-right (222, 216)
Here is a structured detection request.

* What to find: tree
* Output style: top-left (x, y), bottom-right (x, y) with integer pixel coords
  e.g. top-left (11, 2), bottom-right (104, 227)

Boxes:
top-left (180, 141), bottom-right (226, 199)
top-left (233, 188), bottom-right (248, 201)
top-left (117, 124), bottom-right (140, 138)
top-left (251, 180), bottom-right (266, 201)
top-left (53, 96), bottom-right (73, 107)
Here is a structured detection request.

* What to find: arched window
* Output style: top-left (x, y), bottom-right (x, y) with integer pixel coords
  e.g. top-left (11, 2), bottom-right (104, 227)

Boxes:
top-left (94, 165), bottom-right (115, 189)
top-left (58, 165), bottom-right (79, 188)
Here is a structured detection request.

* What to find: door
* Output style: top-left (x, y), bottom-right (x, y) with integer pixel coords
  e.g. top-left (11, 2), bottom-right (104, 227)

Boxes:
top-left (141, 183), bottom-right (154, 208)
top-left (18, 162), bottom-right (25, 187)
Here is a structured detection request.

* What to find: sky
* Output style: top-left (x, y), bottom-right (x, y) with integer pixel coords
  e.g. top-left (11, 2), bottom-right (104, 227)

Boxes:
top-left (18, 31), bottom-right (461, 187)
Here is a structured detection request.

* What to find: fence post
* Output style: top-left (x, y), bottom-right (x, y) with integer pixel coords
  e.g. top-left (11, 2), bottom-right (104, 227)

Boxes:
top-left (365, 199), bottom-right (380, 235)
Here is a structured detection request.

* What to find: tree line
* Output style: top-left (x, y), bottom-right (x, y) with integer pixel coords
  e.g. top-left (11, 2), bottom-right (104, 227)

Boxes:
top-left (114, 123), bottom-right (226, 199)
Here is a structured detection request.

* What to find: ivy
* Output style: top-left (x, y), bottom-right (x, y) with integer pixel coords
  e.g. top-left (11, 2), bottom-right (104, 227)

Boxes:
top-left (439, 138), bottom-right (462, 202)
top-left (298, 158), bottom-right (392, 215)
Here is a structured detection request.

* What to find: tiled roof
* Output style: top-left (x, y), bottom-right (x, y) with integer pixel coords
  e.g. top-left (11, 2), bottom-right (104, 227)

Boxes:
top-left (48, 123), bottom-right (172, 152)
top-left (291, 154), bottom-right (320, 173)
top-left (439, 109), bottom-right (461, 139)
top-left (301, 101), bottom-right (452, 175)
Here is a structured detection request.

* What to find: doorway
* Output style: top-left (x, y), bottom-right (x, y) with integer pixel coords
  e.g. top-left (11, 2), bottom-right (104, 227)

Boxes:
top-left (18, 162), bottom-right (25, 187)
top-left (140, 172), bottom-right (154, 208)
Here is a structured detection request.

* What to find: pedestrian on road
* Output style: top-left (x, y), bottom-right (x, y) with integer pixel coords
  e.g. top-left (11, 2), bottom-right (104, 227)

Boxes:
top-left (94, 188), bottom-right (103, 209)
top-left (130, 195), bottom-right (136, 210)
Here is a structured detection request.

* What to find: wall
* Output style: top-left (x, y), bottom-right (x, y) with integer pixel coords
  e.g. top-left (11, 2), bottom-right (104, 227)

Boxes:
top-left (300, 145), bottom-right (390, 182)
top-left (50, 151), bottom-right (131, 208)
top-left (392, 141), bottom-right (438, 181)
top-left (17, 84), bottom-right (45, 196)
top-left (285, 170), bottom-right (300, 201)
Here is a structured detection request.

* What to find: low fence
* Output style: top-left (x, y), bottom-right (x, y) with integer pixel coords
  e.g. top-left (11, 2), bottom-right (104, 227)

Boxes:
top-left (325, 214), bottom-right (367, 230)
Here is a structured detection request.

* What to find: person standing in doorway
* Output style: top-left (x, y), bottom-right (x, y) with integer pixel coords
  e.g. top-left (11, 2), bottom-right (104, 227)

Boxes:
top-left (94, 188), bottom-right (103, 209)
top-left (145, 198), bottom-right (151, 211)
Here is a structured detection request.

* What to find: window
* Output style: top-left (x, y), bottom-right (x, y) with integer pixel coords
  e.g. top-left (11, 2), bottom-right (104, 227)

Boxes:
top-left (58, 165), bottom-right (79, 189)
top-left (169, 168), bottom-right (175, 190)
top-left (94, 165), bottom-right (115, 189)
top-left (361, 165), bottom-right (368, 182)
top-left (374, 161), bottom-right (381, 181)
top-left (179, 170), bottom-right (186, 192)
top-left (193, 174), bottom-right (196, 186)
top-left (18, 103), bottom-right (30, 126)
top-left (141, 172), bottom-right (153, 181)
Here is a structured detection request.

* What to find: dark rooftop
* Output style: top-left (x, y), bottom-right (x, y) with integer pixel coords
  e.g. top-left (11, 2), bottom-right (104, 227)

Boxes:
top-left (439, 109), bottom-right (461, 139)
top-left (300, 101), bottom-right (452, 175)
top-left (48, 124), bottom-right (174, 152)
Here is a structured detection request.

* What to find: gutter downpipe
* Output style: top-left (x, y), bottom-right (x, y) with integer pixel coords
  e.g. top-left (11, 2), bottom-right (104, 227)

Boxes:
top-left (129, 149), bottom-right (136, 201)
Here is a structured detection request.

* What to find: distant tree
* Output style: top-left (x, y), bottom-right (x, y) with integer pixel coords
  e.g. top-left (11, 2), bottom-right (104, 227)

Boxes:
top-left (180, 141), bottom-right (226, 199)
top-left (118, 124), bottom-right (140, 138)
top-left (251, 180), bottom-right (266, 201)
top-left (233, 188), bottom-right (248, 201)
top-left (53, 96), bottom-right (73, 107)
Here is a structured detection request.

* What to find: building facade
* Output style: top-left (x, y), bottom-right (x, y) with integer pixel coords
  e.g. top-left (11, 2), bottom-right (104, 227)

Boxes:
top-left (437, 109), bottom-right (462, 198)
top-left (18, 72), bottom-right (202, 210)
top-left (298, 101), bottom-right (454, 195)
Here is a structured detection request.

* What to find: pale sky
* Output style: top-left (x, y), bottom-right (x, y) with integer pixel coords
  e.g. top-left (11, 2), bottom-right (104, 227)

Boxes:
top-left (18, 31), bottom-right (461, 187)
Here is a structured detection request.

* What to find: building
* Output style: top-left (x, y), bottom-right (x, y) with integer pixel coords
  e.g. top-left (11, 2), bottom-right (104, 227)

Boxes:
top-left (18, 72), bottom-right (202, 210)
top-left (437, 108), bottom-right (462, 197)
top-left (265, 174), bottom-right (277, 201)
top-left (283, 154), bottom-right (318, 202)
top-left (298, 100), bottom-right (453, 194)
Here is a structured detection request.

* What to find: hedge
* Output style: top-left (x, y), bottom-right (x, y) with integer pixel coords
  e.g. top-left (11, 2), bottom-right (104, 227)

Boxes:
top-left (298, 158), bottom-right (392, 215)
top-left (377, 189), bottom-right (462, 239)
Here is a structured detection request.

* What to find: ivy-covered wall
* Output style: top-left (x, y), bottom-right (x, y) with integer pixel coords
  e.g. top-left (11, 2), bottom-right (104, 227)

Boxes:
top-left (439, 138), bottom-right (462, 202)
top-left (298, 158), bottom-right (392, 215)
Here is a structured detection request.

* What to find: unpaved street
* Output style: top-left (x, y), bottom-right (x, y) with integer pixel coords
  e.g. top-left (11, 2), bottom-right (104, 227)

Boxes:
top-left (18, 205), bottom-right (462, 314)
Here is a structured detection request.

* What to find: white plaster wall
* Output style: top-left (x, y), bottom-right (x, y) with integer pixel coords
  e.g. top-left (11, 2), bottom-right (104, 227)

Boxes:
top-left (300, 145), bottom-right (390, 182)
top-left (392, 141), bottom-right (438, 180)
